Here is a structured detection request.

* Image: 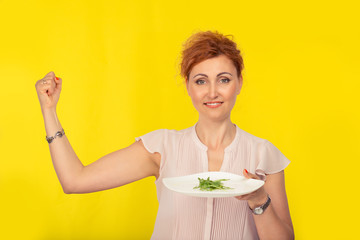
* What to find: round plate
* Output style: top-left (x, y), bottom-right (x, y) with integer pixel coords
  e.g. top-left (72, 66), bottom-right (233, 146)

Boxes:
top-left (162, 171), bottom-right (264, 198)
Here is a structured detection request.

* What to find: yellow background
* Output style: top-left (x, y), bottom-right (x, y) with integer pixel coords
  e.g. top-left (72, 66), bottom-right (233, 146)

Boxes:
top-left (1, 0), bottom-right (359, 239)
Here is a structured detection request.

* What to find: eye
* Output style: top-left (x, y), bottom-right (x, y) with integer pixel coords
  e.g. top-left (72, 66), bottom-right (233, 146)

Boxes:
top-left (195, 79), bottom-right (206, 85)
top-left (220, 78), bottom-right (230, 83)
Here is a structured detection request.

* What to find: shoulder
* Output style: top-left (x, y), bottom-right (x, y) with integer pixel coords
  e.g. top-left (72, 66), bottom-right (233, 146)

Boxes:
top-left (235, 127), bottom-right (285, 159)
top-left (141, 126), bottom-right (191, 138)
top-left (237, 127), bottom-right (270, 146)
top-left (136, 126), bottom-right (193, 146)
top-left (237, 127), bottom-right (290, 174)
top-left (165, 126), bottom-right (192, 138)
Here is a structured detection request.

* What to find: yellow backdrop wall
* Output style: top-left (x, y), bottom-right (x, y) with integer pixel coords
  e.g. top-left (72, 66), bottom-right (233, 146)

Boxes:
top-left (1, 0), bottom-right (359, 239)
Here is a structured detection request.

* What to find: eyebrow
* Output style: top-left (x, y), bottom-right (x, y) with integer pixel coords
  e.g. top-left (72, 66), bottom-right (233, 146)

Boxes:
top-left (192, 72), bottom-right (232, 79)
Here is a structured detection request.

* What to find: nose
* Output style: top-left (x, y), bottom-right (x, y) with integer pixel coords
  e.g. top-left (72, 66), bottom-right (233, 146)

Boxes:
top-left (208, 82), bottom-right (218, 99)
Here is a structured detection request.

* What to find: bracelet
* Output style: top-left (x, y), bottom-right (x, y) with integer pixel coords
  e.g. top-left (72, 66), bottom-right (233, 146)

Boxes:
top-left (46, 128), bottom-right (65, 144)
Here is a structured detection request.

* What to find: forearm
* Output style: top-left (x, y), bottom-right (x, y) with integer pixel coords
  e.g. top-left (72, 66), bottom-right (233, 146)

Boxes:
top-left (252, 204), bottom-right (294, 240)
top-left (42, 108), bottom-right (84, 193)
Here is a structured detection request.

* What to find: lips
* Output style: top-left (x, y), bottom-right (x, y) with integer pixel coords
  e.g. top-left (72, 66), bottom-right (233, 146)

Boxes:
top-left (204, 101), bottom-right (223, 108)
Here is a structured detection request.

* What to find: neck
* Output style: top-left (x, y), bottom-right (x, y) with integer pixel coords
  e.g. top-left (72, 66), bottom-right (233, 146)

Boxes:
top-left (195, 117), bottom-right (236, 150)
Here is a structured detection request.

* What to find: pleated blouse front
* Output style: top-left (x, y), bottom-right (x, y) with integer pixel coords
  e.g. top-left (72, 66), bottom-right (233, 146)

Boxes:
top-left (135, 124), bottom-right (290, 240)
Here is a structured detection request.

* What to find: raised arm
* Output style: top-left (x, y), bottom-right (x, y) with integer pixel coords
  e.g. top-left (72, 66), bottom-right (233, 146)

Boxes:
top-left (36, 72), bottom-right (160, 194)
top-left (68, 139), bottom-right (160, 194)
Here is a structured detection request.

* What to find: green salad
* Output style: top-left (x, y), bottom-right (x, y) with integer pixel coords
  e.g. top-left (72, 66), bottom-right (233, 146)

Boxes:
top-left (193, 177), bottom-right (233, 191)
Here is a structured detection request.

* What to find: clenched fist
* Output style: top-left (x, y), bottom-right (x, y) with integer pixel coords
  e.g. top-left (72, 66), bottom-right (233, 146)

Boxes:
top-left (35, 71), bottom-right (62, 111)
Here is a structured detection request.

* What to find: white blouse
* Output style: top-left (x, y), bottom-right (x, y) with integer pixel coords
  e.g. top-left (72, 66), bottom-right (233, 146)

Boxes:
top-left (136, 123), bottom-right (290, 240)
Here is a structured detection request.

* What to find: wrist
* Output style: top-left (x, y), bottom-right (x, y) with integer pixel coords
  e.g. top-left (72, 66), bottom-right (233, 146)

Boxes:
top-left (42, 108), bottom-right (62, 137)
top-left (41, 107), bottom-right (56, 115)
top-left (249, 194), bottom-right (271, 215)
top-left (46, 128), bottom-right (65, 144)
top-left (248, 192), bottom-right (268, 210)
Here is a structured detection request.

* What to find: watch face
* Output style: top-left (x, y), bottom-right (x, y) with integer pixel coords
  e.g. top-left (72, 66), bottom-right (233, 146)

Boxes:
top-left (254, 207), bottom-right (263, 215)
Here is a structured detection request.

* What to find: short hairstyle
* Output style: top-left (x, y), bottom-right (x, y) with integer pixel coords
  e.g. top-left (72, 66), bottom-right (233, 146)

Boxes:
top-left (180, 30), bottom-right (244, 82)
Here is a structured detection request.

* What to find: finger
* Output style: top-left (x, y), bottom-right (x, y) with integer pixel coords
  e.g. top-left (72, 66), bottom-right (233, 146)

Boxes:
top-left (47, 83), bottom-right (55, 95)
top-left (235, 196), bottom-right (243, 200)
top-left (50, 76), bottom-right (57, 91)
top-left (36, 79), bottom-right (48, 89)
top-left (45, 71), bottom-right (56, 78)
top-left (54, 76), bottom-right (62, 90)
top-left (37, 79), bottom-right (54, 96)
top-left (39, 83), bottom-right (51, 96)
top-left (42, 75), bottom-right (58, 95)
top-left (243, 169), bottom-right (260, 180)
top-left (235, 193), bottom-right (252, 200)
top-left (43, 75), bottom-right (56, 83)
top-left (235, 195), bottom-right (246, 200)
top-left (42, 71), bottom-right (57, 85)
top-left (37, 74), bottom-right (55, 87)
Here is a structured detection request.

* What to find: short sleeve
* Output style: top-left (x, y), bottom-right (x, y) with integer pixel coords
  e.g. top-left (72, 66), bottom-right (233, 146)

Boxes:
top-left (255, 140), bottom-right (290, 180)
top-left (135, 129), bottom-right (166, 156)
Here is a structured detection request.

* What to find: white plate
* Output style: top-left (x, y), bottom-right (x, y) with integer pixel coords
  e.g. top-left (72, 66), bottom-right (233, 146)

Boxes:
top-left (163, 171), bottom-right (264, 198)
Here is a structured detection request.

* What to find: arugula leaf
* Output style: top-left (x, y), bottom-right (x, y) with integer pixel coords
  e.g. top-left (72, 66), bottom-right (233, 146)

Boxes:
top-left (193, 177), bottom-right (233, 191)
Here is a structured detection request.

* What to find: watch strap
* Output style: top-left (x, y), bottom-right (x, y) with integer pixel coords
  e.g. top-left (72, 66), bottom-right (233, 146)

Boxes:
top-left (250, 195), bottom-right (271, 215)
top-left (46, 128), bottom-right (65, 144)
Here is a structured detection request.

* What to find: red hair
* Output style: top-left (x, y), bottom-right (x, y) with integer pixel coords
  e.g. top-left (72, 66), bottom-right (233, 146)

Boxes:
top-left (180, 30), bottom-right (244, 81)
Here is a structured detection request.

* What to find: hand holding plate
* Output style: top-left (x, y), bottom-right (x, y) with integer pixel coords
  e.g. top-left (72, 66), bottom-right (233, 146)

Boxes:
top-left (234, 169), bottom-right (268, 209)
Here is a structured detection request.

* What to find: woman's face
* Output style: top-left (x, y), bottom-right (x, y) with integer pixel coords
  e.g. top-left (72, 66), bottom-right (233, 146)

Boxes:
top-left (186, 54), bottom-right (242, 122)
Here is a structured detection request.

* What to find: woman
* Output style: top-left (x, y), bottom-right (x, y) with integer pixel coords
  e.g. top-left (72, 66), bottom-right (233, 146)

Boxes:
top-left (35, 30), bottom-right (294, 240)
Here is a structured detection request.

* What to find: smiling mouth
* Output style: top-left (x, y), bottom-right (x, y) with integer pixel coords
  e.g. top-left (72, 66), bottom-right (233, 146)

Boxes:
top-left (204, 102), bottom-right (223, 106)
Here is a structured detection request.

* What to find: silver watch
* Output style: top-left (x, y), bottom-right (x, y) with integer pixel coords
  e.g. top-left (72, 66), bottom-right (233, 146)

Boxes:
top-left (250, 195), bottom-right (271, 215)
top-left (46, 128), bottom-right (65, 144)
